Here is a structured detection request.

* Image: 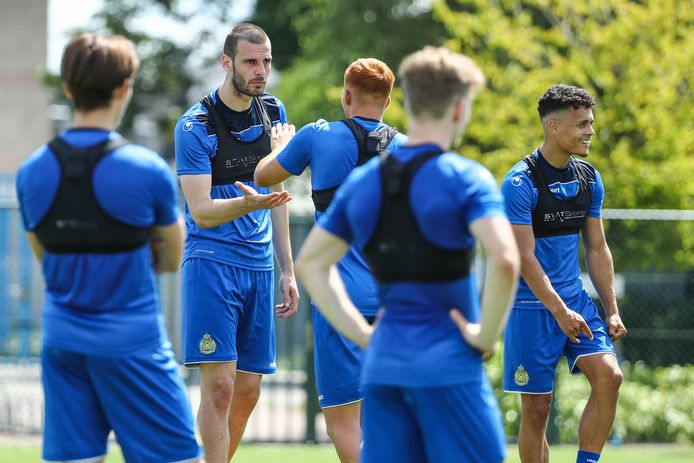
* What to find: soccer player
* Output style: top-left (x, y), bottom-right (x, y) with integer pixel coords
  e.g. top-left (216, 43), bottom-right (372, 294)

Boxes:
top-left (254, 58), bottom-right (406, 463)
top-left (294, 46), bottom-right (520, 463)
top-left (16, 33), bottom-right (201, 463)
top-left (501, 84), bottom-right (627, 463)
top-left (174, 23), bottom-right (299, 463)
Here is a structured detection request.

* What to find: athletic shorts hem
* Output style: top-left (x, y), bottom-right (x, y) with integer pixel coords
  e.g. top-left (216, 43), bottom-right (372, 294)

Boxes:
top-left (237, 367), bottom-right (275, 375)
top-left (503, 388), bottom-right (553, 395)
top-left (169, 451), bottom-right (203, 463)
top-left (44, 454), bottom-right (106, 463)
top-left (570, 350), bottom-right (617, 373)
top-left (184, 358), bottom-right (237, 367)
top-left (320, 397), bottom-right (364, 409)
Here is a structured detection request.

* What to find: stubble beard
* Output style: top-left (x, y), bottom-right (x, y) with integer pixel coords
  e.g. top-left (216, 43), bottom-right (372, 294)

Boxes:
top-left (232, 71), bottom-right (265, 98)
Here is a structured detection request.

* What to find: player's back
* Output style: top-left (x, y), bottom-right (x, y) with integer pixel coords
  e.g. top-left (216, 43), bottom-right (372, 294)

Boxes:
top-left (16, 128), bottom-right (179, 356)
top-left (321, 143), bottom-right (506, 386)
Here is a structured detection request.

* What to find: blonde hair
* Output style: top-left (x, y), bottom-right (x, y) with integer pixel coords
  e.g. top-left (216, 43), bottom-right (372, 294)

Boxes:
top-left (399, 46), bottom-right (484, 119)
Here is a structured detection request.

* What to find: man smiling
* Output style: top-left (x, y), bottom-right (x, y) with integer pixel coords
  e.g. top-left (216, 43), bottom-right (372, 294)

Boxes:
top-left (501, 84), bottom-right (627, 463)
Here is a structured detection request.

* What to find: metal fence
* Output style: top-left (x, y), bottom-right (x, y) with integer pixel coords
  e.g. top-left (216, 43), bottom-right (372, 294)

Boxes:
top-left (1, 195), bottom-right (692, 439)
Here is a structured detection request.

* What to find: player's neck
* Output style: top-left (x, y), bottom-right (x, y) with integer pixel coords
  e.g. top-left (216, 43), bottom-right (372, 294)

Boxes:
top-left (347, 104), bottom-right (384, 122)
top-left (71, 105), bottom-right (120, 131)
top-left (539, 141), bottom-right (571, 169)
top-left (218, 78), bottom-right (253, 112)
top-left (405, 121), bottom-right (455, 151)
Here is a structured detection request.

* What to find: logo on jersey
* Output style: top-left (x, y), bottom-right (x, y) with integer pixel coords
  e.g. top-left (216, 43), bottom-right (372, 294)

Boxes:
top-left (199, 333), bottom-right (217, 355)
top-left (514, 365), bottom-right (529, 386)
top-left (511, 176), bottom-right (523, 187)
top-left (543, 210), bottom-right (586, 223)
top-left (183, 121), bottom-right (194, 132)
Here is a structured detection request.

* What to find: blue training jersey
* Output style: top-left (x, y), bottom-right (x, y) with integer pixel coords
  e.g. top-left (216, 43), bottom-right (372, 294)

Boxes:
top-left (174, 90), bottom-right (287, 270)
top-left (277, 116), bottom-right (407, 316)
top-left (16, 128), bottom-right (180, 356)
top-left (319, 143), bottom-right (506, 387)
top-left (501, 148), bottom-right (604, 309)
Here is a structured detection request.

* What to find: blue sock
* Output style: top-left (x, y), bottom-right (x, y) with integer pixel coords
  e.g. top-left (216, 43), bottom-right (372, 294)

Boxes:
top-left (577, 450), bottom-right (600, 463)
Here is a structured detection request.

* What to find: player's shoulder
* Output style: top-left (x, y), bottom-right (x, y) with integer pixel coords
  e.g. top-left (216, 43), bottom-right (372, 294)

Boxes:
top-left (439, 152), bottom-right (493, 181)
top-left (113, 142), bottom-right (169, 170)
top-left (18, 144), bottom-right (52, 173)
top-left (176, 100), bottom-right (212, 136)
top-left (259, 92), bottom-right (285, 115)
top-left (501, 157), bottom-right (534, 187)
top-left (573, 157), bottom-right (598, 182)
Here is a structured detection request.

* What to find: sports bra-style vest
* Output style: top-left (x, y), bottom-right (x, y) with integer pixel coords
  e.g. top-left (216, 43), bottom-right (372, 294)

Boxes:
top-left (201, 94), bottom-right (272, 185)
top-left (363, 149), bottom-right (474, 283)
top-left (33, 137), bottom-right (151, 254)
top-left (311, 118), bottom-right (398, 213)
top-left (523, 153), bottom-right (593, 238)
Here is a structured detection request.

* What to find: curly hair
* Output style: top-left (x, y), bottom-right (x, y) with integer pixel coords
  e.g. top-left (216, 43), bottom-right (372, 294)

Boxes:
top-left (537, 84), bottom-right (595, 120)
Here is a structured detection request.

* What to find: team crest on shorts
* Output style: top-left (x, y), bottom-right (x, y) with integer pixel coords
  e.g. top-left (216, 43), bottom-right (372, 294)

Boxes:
top-left (514, 365), bottom-right (529, 386)
top-left (199, 333), bottom-right (217, 355)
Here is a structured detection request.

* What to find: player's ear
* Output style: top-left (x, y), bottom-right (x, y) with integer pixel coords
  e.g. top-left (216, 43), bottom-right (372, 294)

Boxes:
top-left (384, 95), bottom-right (391, 109)
top-left (221, 53), bottom-right (232, 72)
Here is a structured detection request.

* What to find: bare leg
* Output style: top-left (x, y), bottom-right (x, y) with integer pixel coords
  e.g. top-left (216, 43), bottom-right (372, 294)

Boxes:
top-left (227, 371), bottom-right (263, 461)
top-left (323, 401), bottom-right (362, 463)
top-left (197, 362), bottom-right (237, 463)
top-left (519, 393), bottom-right (552, 463)
top-left (575, 354), bottom-right (623, 453)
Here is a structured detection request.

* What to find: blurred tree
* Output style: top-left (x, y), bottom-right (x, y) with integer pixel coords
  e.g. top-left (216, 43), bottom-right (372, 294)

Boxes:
top-left (435, 0), bottom-right (693, 271)
top-left (47, 0), bottom-right (241, 157)
top-left (258, 0), bottom-right (447, 128)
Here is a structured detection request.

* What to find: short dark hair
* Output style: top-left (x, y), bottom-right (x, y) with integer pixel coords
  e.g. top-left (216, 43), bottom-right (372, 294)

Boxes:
top-left (61, 33), bottom-right (139, 111)
top-left (223, 23), bottom-right (269, 58)
top-left (537, 84), bottom-right (595, 120)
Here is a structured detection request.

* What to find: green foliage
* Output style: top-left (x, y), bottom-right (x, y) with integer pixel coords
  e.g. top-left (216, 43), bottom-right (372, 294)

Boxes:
top-left (487, 344), bottom-right (694, 443)
top-left (268, 0), bottom-right (447, 127)
top-left (435, 0), bottom-right (693, 270)
top-left (47, 0), bottom-right (239, 155)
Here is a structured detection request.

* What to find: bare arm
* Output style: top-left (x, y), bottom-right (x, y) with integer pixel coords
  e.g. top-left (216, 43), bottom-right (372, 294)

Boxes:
top-left (295, 226), bottom-right (372, 348)
top-left (270, 182), bottom-right (300, 318)
top-left (254, 123), bottom-right (296, 187)
top-left (582, 216), bottom-right (627, 340)
top-left (450, 216), bottom-right (519, 353)
top-left (151, 217), bottom-right (184, 273)
top-left (26, 232), bottom-right (44, 262)
top-left (513, 223), bottom-right (593, 343)
top-left (179, 174), bottom-right (291, 229)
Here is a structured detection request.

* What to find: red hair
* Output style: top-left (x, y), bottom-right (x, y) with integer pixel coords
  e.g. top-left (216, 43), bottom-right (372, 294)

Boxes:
top-left (344, 58), bottom-right (394, 105)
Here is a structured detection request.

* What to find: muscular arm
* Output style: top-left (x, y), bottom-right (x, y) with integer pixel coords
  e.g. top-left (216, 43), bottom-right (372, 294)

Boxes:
top-left (151, 217), bottom-right (184, 273)
top-left (179, 174), bottom-right (291, 229)
top-left (512, 223), bottom-right (593, 343)
top-left (582, 216), bottom-right (626, 340)
top-left (270, 182), bottom-right (300, 318)
top-left (451, 216), bottom-right (519, 353)
top-left (295, 226), bottom-right (372, 348)
top-left (254, 123), bottom-right (296, 187)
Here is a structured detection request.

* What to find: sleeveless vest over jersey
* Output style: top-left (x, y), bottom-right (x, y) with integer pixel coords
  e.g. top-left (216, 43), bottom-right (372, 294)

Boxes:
top-left (311, 119), bottom-right (398, 213)
top-left (363, 149), bottom-right (474, 283)
top-left (201, 94), bottom-right (272, 185)
top-left (33, 137), bottom-right (151, 253)
top-left (523, 154), bottom-right (593, 238)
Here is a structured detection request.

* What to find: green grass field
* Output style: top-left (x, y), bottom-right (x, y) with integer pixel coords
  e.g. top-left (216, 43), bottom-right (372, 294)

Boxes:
top-left (1, 443), bottom-right (693, 462)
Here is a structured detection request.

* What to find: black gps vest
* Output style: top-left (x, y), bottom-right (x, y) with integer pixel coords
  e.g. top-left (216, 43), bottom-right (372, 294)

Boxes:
top-left (33, 137), bottom-right (151, 254)
top-left (362, 149), bottom-right (474, 283)
top-left (523, 154), bottom-right (593, 238)
top-left (311, 118), bottom-right (398, 213)
top-left (201, 94), bottom-right (272, 185)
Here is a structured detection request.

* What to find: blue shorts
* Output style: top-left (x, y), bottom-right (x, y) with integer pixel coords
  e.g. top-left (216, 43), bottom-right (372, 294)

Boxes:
top-left (313, 306), bottom-right (374, 408)
top-left (503, 292), bottom-right (616, 394)
top-left (41, 344), bottom-right (201, 463)
top-left (182, 258), bottom-right (276, 373)
top-left (361, 380), bottom-right (505, 463)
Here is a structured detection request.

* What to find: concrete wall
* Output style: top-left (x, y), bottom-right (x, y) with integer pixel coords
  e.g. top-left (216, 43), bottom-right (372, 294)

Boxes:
top-left (0, 0), bottom-right (52, 174)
